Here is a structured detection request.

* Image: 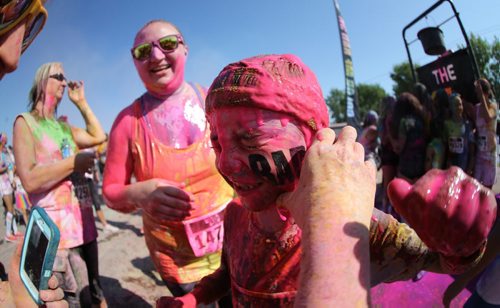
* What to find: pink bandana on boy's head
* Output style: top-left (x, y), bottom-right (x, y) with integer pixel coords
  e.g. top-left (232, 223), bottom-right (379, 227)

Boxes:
top-left (206, 54), bottom-right (329, 146)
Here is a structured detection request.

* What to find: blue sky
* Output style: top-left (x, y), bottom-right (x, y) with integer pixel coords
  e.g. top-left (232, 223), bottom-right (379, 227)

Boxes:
top-left (0, 0), bottom-right (498, 142)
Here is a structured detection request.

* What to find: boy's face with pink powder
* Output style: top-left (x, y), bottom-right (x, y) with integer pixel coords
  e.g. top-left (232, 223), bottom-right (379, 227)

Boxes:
top-left (209, 105), bottom-right (307, 211)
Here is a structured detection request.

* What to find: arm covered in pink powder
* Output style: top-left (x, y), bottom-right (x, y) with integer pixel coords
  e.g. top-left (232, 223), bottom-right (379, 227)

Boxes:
top-left (279, 127), bottom-right (375, 307)
top-left (102, 106), bottom-right (139, 213)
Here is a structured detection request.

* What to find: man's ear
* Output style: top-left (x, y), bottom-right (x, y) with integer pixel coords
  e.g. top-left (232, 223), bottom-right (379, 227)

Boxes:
top-left (184, 45), bottom-right (189, 56)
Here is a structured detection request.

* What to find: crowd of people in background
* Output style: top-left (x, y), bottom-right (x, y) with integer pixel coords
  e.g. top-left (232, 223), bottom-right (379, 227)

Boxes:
top-left (360, 78), bottom-right (498, 217)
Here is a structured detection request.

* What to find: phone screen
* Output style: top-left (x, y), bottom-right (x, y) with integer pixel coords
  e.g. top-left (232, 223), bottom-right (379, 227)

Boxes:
top-left (24, 220), bottom-right (49, 289)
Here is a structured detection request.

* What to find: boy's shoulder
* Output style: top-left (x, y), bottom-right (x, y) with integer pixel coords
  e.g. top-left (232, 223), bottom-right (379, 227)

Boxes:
top-left (226, 198), bottom-right (244, 214)
top-left (224, 199), bottom-right (249, 226)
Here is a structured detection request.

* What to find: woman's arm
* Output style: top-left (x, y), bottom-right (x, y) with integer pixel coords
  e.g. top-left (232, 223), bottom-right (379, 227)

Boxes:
top-left (102, 107), bottom-right (138, 213)
top-left (475, 80), bottom-right (497, 120)
top-left (66, 81), bottom-right (106, 148)
top-left (13, 117), bottom-right (77, 194)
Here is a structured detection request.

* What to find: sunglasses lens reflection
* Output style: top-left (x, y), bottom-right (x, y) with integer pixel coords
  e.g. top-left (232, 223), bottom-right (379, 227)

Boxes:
top-left (133, 43), bottom-right (152, 61)
top-left (158, 36), bottom-right (178, 51)
top-left (132, 35), bottom-right (180, 60)
top-left (21, 12), bottom-right (44, 52)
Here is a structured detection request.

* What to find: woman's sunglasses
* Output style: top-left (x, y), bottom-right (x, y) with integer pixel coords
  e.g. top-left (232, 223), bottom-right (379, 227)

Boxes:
top-left (131, 34), bottom-right (183, 61)
top-left (49, 73), bottom-right (66, 82)
top-left (0, 0), bottom-right (47, 53)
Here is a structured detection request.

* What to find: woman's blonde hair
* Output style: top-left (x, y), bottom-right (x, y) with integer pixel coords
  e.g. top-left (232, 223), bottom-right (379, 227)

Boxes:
top-left (28, 62), bottom-right (62, 112)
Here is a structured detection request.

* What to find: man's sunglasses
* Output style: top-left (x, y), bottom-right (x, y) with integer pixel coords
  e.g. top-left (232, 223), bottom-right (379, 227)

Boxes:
top-left (49, 73), bottom-right (66, 82)
top-left (131, 34), bottom-right (183, 61)
top-left (0, 0), bottom-right (47, 53)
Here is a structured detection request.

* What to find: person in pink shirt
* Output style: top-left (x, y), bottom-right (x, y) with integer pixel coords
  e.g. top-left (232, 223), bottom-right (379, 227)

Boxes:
top-left (102, 20), bottom-right (233, 306)
top-left (157, 54), bottom-right (497, 307)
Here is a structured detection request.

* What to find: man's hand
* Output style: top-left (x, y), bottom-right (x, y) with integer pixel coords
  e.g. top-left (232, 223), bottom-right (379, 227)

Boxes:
top-left (278, 126), bottom-right (376, 230)
top-left (388, 167), bottom-right (497, 257)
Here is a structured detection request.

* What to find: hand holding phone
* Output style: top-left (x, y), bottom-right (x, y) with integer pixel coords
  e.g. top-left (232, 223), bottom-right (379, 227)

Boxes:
top-left (19, 206), bottom-right (60, 305)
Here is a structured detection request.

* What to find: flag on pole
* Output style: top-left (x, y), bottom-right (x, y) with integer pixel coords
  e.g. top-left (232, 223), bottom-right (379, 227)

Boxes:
top-left (333, 0), bottom-right (360, 128)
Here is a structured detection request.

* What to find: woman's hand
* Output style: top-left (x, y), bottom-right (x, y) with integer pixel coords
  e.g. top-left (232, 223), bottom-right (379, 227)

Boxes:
top-left (67, 80), bottom-right (87, 107)
top-left (135, 179), bottom-right (194, 222)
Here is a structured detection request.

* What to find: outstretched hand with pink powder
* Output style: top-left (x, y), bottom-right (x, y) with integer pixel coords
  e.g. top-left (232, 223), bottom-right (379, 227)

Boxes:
top-left (388, 167), bottom-right (497, 260)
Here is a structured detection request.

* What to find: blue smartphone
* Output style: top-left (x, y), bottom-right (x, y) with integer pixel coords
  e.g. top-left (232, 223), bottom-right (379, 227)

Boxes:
top-left (19, 206), bottom-right (60, 305)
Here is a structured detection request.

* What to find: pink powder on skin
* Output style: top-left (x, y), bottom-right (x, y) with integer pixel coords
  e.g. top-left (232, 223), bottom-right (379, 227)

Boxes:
top-left (44, 95), bottom-right (58, 110)
top-left (210, 106), bottom-right (307, 210)
top-left (133, 22), bottom-right (187, 98)
top-left (280, 118), bottom-right (289, 128)
top-left (140, 55), bottom-right (186, 98)
top-left (389, 167), bottom-right (497, 257)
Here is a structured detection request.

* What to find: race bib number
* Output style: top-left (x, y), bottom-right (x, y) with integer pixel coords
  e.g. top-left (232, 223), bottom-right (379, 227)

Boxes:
top-left (448, 137), bottom-right (464, 154)
top-left (183, 202), bottom-right (228, 257)
top-left (477, 136), bottom-right (488, 152)
top-left (70, 174), bottom-right (93, 209)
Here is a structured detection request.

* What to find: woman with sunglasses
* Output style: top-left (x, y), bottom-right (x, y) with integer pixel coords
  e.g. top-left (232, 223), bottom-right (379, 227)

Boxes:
top-left (102, 20), bottom-right (233, 306)
top-left (13, 62), bottom-right (107, 307)
top-left (0, 0), bottom-right (47, 80)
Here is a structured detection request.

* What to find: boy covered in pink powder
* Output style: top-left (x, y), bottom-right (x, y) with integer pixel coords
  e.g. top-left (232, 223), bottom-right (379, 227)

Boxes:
top-left (157, 54), bottom-right (497, 307)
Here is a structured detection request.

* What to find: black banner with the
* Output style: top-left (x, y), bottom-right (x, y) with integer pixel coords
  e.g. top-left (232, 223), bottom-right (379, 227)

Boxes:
top-left (416, 48), bottom-right (476, 102)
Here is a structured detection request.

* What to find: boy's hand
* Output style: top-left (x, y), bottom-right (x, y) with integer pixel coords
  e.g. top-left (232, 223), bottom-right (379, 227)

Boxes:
top-left (388, 167), bottom-right (497, 257)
